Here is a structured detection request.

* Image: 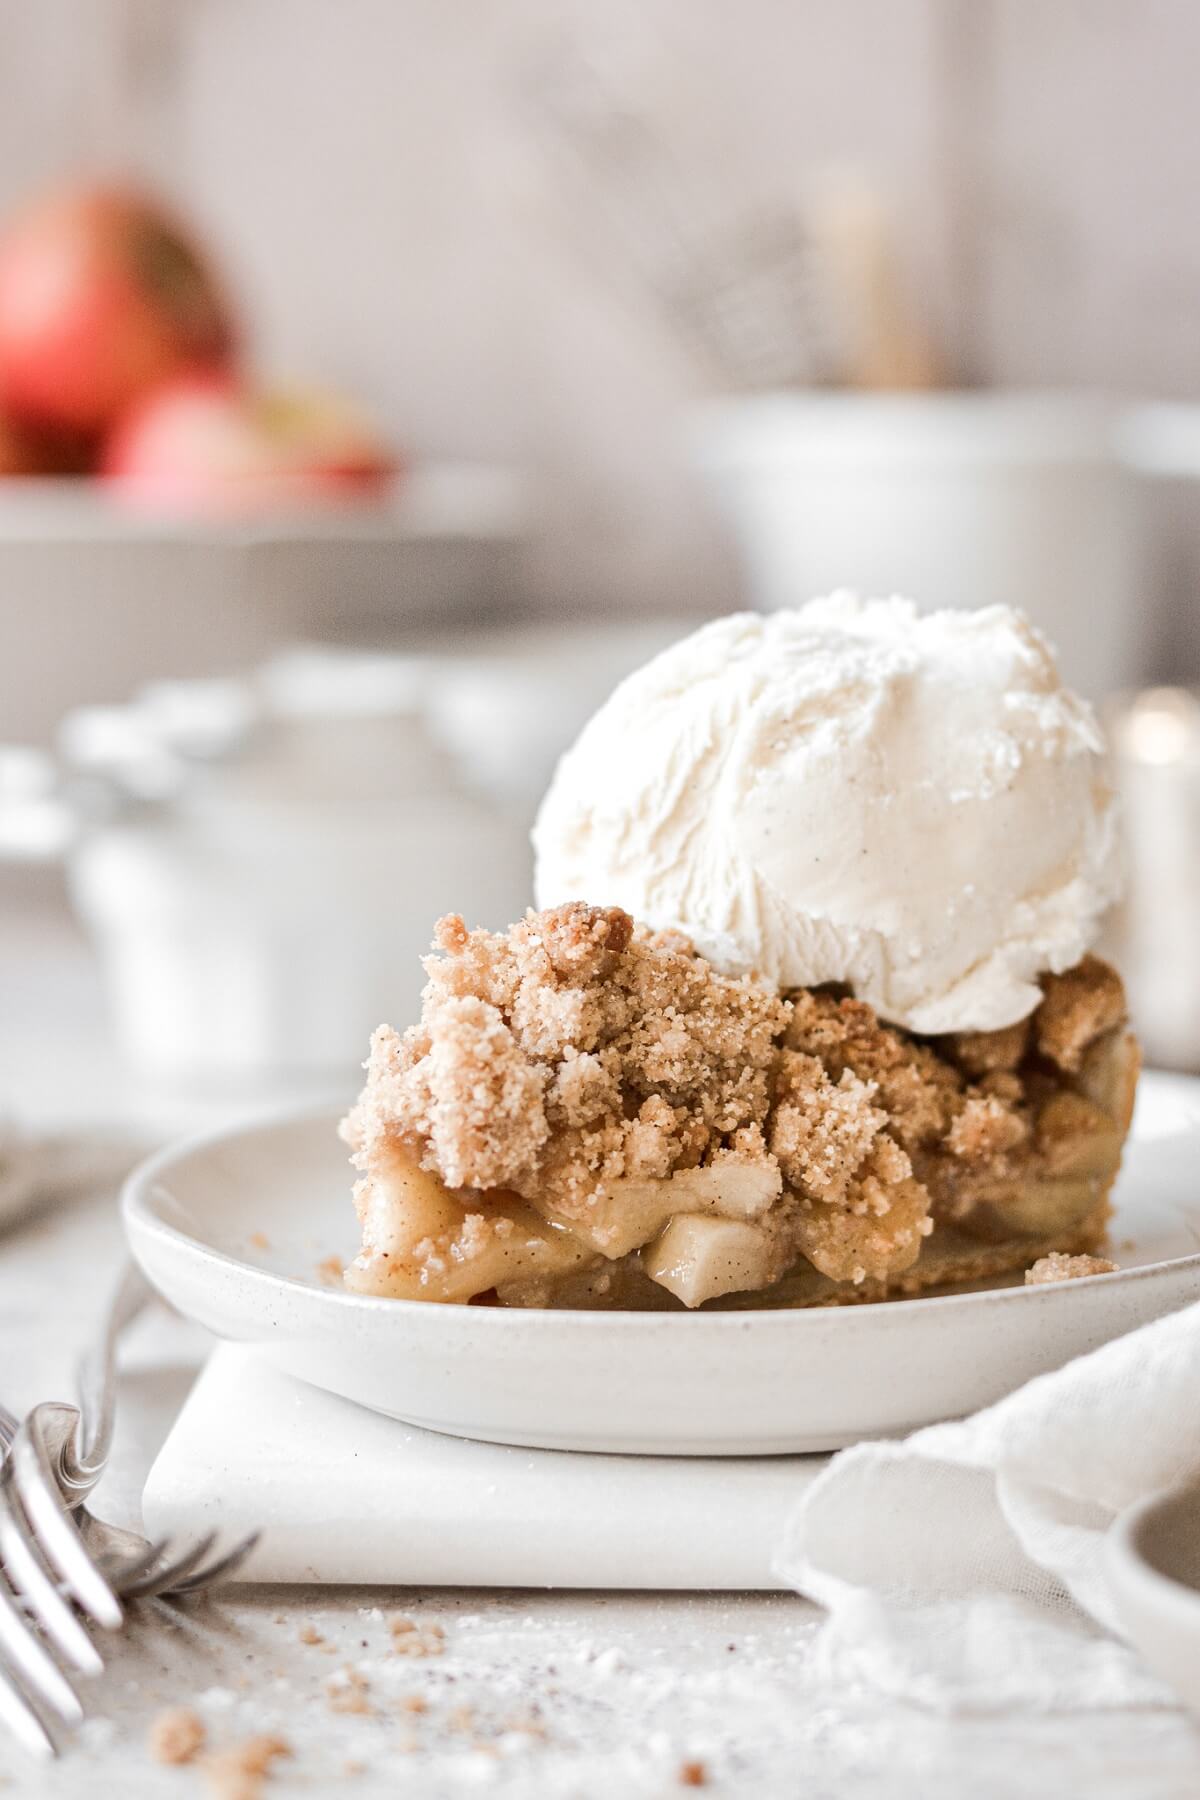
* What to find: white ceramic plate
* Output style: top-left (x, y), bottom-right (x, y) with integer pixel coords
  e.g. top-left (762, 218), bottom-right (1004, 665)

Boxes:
top-left (123, 1072), bottom-right (1200, 1456)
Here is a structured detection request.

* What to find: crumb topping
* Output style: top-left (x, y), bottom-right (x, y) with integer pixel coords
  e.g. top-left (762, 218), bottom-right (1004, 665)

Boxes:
top-left (343, 904), bottom-right (788, 1220)
top-left (342, 907), bottom-right (1131, 1305)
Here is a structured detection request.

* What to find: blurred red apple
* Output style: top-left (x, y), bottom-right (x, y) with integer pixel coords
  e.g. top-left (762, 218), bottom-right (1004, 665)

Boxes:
top-left (102, 374), bottom-right (398, 512)
top-left (0, 406), bottom-right (91, 475)
top-left (0, 187), bottom-right (235, 437)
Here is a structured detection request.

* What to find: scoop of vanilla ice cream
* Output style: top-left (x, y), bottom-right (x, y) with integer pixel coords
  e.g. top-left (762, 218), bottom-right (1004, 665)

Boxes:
top-left (533, 595), bottom-right (1120, 1034)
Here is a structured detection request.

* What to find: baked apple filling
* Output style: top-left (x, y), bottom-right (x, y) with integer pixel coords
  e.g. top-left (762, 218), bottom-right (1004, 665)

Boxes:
top-left (341, 904), bottom-right (1138, 1310)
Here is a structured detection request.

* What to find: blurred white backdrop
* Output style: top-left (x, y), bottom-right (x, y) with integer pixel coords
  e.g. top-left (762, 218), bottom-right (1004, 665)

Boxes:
top-left (0, 0), bottom-right (1198, 656)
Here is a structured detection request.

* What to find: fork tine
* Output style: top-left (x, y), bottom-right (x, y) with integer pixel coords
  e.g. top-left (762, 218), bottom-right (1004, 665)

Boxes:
top-left (117, 1533), bottom-right (218, 1602)
top-left (96, 1537), bottom-right (172, 1593)
top-left (0, 1660), bottom-right (56, 1760)
top-left (0, 1579), bottom-right (82, 1723)
top-left (12, 1414), bottom-right (122, 1629)
top-left (161, 1531), bottom-right (262, 1596)
top-left (0, 1475), bottom-right (101, 1675)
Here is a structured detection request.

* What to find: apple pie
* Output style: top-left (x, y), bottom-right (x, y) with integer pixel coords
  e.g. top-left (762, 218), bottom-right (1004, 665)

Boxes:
top-left (341, 903), bottom-right (1138, 1310)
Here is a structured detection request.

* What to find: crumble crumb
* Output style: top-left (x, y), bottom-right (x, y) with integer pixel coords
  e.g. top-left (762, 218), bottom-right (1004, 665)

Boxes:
top-left (1036, 956), bottom-right (1126, 1072)
top-left (315, 1254), bottom-right (344, 1286)
top-left (947, 1094), bottom-right (1029, 1162)
top-left (202, 1734), bottom-right (290, 1800)
top-left (398, 1694), bottom-right (428, 1714)
top-left (768, 1053), bottom-right (886, 1204)
top-left (390, 1621), bottom-right (445, 1659)
top-left (949, 1019), bottom-right (1030, 1076)
top-left (679, 1760), bottom-right (709, 1787)
top-left (248, 1231), bottom-right (270, 1250)
top-left (791, 1151), bottom-right (933, 1285)
top-left (148, 1706), bottom-right (205, 1765)
top-left (785, 990), bottom-right (963, 1151)
top-left (326, 1669), bottom-right (372, 1715)
top-left (298, 1624), bottom-right (323, 1645)
top-left (1026, 1251), bottom-right (1118, 1285)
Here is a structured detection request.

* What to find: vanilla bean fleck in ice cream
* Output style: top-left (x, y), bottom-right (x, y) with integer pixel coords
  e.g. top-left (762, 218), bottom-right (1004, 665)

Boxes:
top-left (533, 595), bottom-right (1120, 1034)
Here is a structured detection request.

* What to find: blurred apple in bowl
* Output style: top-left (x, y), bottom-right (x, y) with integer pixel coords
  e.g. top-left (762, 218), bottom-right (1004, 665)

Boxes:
top-left (0, 406), bottom-right (90, 475)
top-left (101, 373), bottom-right (399, 512)
top-left (0, 187), bottom-right (235, 438)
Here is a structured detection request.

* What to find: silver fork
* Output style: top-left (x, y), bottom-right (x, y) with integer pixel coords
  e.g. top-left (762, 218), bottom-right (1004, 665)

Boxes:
top-left (0, 1411), bottom-right (115, 1757)
top-left (0, 1264), bottom-right (259, 1755)
top-left (0, 1400), bottom-right (192, 1758)
top-left (6, 1264), bottom-right (258, 1599)
top-left (21, 1403), bottom-right (256, 1600)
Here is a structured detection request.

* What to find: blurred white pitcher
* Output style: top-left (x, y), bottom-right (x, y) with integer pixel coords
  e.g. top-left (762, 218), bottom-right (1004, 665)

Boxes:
top-left (694, 391), bottom-right (1200, 699)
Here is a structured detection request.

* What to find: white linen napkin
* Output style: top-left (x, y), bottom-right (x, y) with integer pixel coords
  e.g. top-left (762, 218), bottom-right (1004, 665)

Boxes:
top-left (777, 1298), bottom-right (1200, 1712)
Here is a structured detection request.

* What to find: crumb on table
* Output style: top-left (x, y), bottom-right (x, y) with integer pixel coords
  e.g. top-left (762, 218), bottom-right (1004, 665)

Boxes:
top-left (202, 1733), bottom-right (291, 1800)
top-left (326, 1668), bottom-right (372, 1715)
top-left (679, 1760), bottom-right (709, 1787)
top-left (1026, 1251), bottom-right (1118, 1286)
top-left (388, 1615), bottom-right (445, 1658)
top-left (148, 1706), bottom-right (206, 1765)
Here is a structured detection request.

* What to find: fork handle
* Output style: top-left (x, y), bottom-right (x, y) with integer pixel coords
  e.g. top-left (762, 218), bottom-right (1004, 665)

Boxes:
top-left (60, 1263), bottom-right (153, 1501)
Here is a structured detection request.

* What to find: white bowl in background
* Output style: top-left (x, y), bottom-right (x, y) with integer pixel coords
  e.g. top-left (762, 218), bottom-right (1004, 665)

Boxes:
top-left (693, 391), bottom-right (1200, 701)
top-left (0, 463), bottom-right (529, 745)
top-left (1107, 1482), bottom-right (1200, 1717)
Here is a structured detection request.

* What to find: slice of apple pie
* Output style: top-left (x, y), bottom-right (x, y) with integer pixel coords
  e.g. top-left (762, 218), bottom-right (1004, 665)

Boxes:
top-left (341, 904), bottom-right (1138, 1310)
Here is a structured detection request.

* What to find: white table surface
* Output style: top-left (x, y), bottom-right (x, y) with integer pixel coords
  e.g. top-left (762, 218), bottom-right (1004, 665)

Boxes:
top-left (2, 879), bottom-right (1199, 1799)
